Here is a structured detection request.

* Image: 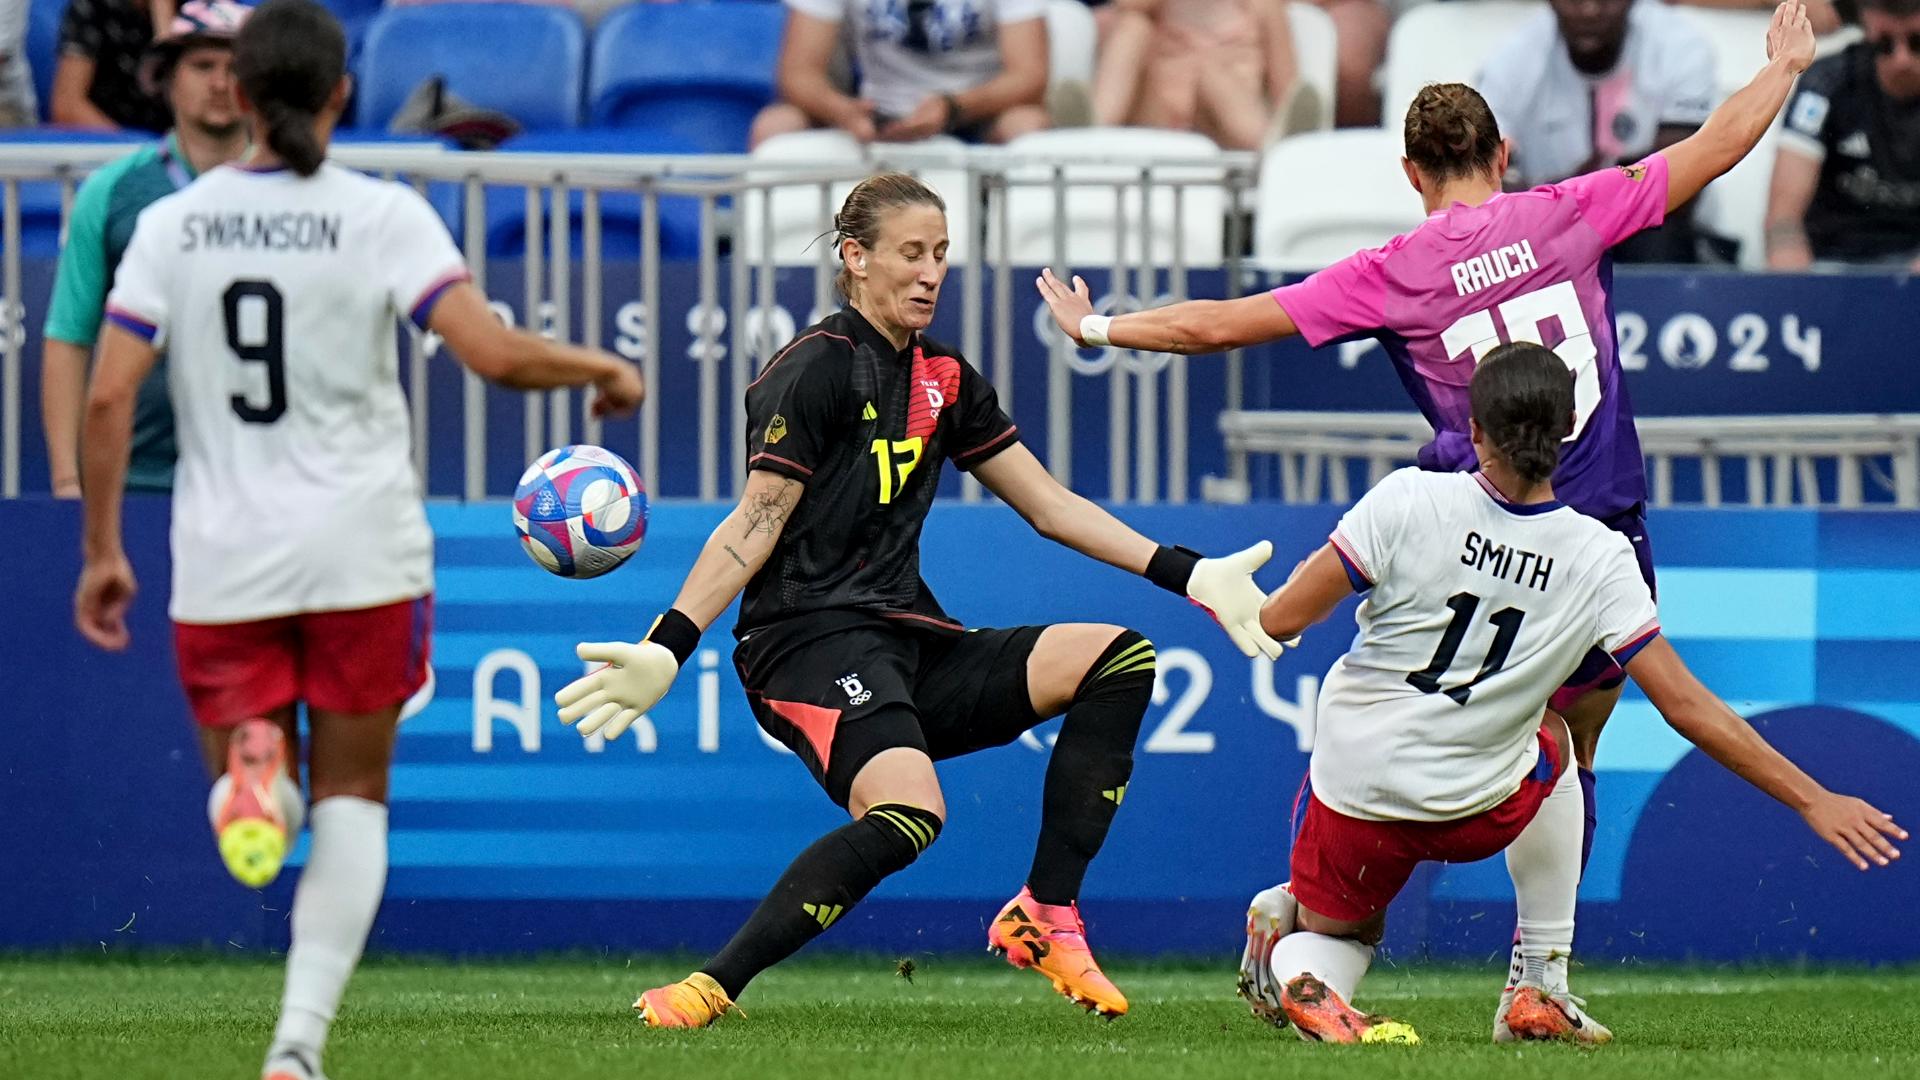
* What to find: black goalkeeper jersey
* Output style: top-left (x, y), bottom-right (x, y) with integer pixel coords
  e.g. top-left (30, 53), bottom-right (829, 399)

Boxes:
top-left (735, 306), bottom-right (1018, 639)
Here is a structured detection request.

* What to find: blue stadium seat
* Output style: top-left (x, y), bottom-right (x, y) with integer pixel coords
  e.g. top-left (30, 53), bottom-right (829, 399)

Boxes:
top-left (486, 130), bottom-right (704, 260)
top-left (0, 130), bottom-right (149, 257)
top-left (587, 2), bottom-right (783, 152)
top-left (357, 4), bottom-right (587, 131)
top-left (27, 0), bottom-right (63, 122)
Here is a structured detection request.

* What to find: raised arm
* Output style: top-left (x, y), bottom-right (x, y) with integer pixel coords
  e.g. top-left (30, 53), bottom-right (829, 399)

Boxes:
top-left (1662, 0), bottom-right (1816, 213)
top-left (1034, 268), bottom-right (1300, 354)
top-left (555, 469), bottom-right (805, 739)
top-left (972, 442), bottom-right (1284, 659)
top-left (1625, 636), bottom-right (1905, 870)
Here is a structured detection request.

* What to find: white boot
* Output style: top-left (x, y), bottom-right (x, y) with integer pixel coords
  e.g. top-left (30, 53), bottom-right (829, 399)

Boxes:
top-left (1236, 882), bottom-right (1298, 1028)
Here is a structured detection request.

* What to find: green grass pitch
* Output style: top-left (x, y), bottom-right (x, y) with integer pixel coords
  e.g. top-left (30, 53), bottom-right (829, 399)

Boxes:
top-left (3, 955), bottom-right (1916, 1080)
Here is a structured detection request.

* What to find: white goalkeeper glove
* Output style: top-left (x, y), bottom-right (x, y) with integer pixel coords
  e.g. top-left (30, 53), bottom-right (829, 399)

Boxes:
top-left (554, 610), bottom-right (702, 740)
top-left (1170, 541), bottom-right (1289, 661)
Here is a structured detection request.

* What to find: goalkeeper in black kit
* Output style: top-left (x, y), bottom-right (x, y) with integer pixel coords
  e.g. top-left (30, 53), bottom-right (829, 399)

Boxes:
top-left (555, 173), bottom-right (1286, 1025)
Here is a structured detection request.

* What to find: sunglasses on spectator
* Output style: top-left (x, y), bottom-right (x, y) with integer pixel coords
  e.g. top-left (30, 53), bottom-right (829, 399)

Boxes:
top-left (1869, 32), bottom-right (1920, 57)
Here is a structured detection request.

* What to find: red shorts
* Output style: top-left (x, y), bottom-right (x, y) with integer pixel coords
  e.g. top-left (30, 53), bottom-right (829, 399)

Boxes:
top-left (173, 596), bottom-right (433, 729)
top-left (1288, 723), bottom-right (1566, 923)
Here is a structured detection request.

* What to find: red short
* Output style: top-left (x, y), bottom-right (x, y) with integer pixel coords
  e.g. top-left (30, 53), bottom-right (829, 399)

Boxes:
top-left (1288, 723), bottom-right (1565, 923)
top-left (173, 596), bottom-right (433, 729)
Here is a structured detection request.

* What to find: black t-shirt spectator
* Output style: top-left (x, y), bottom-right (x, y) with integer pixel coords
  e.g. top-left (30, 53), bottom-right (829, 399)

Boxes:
top-left (59, 0), bottom-right (171, 132)
top-left (1780, 42), bottom-right (1920, 263)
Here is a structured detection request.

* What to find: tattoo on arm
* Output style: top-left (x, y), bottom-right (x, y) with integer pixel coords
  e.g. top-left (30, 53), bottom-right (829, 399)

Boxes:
top-left (721, 544), bottom-right (749, 570)
top-left (742, 478), bottom-right (800, 538)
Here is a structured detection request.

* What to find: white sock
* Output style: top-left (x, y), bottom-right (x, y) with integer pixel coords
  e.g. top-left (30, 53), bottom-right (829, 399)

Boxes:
top-left (208, 772), bottom-right (307, 835)
top-left (267, 796), bottom-right (389, 1073)
top-left (1268, 931), bottom-right (1374, 1002)
top-left (1505, 766), bottom-right (1582, 989)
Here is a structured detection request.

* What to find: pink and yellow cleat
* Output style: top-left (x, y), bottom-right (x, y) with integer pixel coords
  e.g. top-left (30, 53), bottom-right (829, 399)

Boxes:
top-left (215, 719), bottom-right (292, 888)
top-left (987, 887), bottom-right (1129, 1018)
top-left (634, 972), bottom-right (741, 1028)
top-left (1279, 974), bottom-right (1420, 1045)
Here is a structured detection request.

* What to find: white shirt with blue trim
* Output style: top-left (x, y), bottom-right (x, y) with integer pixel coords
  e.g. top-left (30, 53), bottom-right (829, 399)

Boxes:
top-left (106, 162), bottom-right (467, 622)
top-left (1313, 468), bottom-right (1659, 822)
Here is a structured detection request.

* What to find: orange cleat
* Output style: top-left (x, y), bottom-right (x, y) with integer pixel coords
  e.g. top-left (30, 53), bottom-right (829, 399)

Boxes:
top-left (634, 972), bottom-right (741, 1028)
top-left (1501, 985), bottom-right (1612, 1044)
top-left (986, 887), bottom-right (1129, 1018)
top-left (215, 719), bottom-right (292, 888)
top-left (1279, 974), bottom-right (1420, 1045)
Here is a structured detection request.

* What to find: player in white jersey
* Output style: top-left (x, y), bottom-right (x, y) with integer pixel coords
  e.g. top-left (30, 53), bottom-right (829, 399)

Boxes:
top-left (71, 4), bottom-right (643, 1079)
top-left (1233, 344), bottom-right (1903, 1045)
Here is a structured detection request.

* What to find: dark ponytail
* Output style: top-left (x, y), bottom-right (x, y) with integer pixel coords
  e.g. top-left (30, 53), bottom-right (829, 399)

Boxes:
top-left (234, 0), bottom-right (345, 177)
top-left (1469, 343), bottom-right (1574, 486)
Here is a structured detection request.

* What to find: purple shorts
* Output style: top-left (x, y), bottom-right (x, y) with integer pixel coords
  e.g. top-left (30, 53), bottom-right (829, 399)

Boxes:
top-left (1550, 505), bottom-right (1655, 714)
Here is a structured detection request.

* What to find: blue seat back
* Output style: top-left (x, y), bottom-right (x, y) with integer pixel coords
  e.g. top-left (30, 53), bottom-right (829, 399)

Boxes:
top-left (587, 2), bottom-right (784, 152)
top-left (28, 0), bottom-right (63, 121)
top-left (487, 130), bottom-right (706, 260)
top-left (358, 4), bottom-right (587, 131)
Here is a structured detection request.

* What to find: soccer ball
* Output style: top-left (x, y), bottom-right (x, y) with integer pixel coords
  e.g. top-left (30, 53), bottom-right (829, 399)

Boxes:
top-left (513, 445), bottom-right (649, 578)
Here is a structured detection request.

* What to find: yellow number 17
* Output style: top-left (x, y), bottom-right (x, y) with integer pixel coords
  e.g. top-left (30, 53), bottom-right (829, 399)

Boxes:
top-left (870, 436), bottom-right (924, 504)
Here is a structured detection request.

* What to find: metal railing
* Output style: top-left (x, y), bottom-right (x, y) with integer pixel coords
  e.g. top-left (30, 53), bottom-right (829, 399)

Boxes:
top-left (1211, 410), bottom-right (1920, 508)
top-left (0, 141), bottom-right (1258, 502)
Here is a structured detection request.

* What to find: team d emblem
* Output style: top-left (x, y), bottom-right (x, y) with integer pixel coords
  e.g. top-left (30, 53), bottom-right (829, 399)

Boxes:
top-left (836, 674), bottom-right (872, 706)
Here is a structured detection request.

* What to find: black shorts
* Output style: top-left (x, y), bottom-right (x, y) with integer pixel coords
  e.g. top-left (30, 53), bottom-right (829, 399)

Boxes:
top-left (735, 614), bottom-right (1047, 807)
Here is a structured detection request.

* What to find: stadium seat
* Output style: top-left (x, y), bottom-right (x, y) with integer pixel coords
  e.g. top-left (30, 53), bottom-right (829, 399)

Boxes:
top-left (1285, 2), bottom-right (1338, 133)
top-left (356, 5), bottom-right (587, 131)
top-left (27, 0), bottom-right (62, 122)
top-left (1253, 128), bottom-right (1426, 272)
top-left (487, 130), bottom-right (704, 260)
top-left (1046, 0), bottom-right (1096, 89)
top-left (586, 2), bottom-right (784, 153)
top-left (1380, 0), bottom-right (1538, 129)
top-left (0, 130), bottom-right (146, 257)
top-left (737, 131), bottom-right (974, 266)
top-left (992, 128), bottom-right (1227, 268)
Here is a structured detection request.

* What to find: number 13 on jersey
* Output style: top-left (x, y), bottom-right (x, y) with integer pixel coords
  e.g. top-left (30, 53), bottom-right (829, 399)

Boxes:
top-left (1440, 280), bottom-right (1601, 440)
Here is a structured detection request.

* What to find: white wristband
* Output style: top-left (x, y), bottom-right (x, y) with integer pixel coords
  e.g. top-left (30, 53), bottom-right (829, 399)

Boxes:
top-left (1080, 314), bottom-right (1113, 347)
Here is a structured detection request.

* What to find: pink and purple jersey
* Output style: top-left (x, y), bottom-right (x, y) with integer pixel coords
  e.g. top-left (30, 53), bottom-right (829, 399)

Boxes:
top-left (1272, 154), bottom-right (1671, 521)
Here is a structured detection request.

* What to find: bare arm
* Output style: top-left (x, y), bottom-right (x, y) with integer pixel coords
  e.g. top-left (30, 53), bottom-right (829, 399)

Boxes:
top-left (1626, 636), bottom-right (1905, 869)
top-left (50, 55), bottom-right (118, 129)
top-left (951, 17), bottom-right (1048, 123)
top-left (1662, 1), bottom-right (1815, 213)
top-left (427, 282), bottom-right (642, 408)
top-left (1258, 544), bottom-right (1354, 641)
top-left (971, 442), bottom-right (1157, 574)
top-left (1035, 268), bottom-right (1300, 354)
top-left (80, 326), bottom-right (158, 561)
top-left (1764, 144), bottom-right (1820, 269)
top-left (667, 470), bottom-right (806, 630)
top-left (1256, 0), bottom-right (1298, 113)
top-left (40, 338), bottom-right (90, 497)
top-left (774, 11), bottom-right (873, 140)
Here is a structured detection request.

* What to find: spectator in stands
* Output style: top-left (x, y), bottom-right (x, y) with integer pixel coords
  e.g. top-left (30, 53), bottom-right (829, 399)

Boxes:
top-left (0, 0), bottom-right (36, 126)
top-left (1090, 0), bottom-right (1301, 149)
top-left (1306, 0), bottom-right (1387, 128)
top-left (1682, 0), bottom-right (1844, 36)
top-left (1478, 0), bottom-right (1718, 263)
top-left (751, 0), bottom-right (1049, 147)
top-left (40, 1), bottom-right (248, 497)
top-left (1766, 0), bottom-right (1920, 268)
top-left (53, 0), bottom-right (173, 130)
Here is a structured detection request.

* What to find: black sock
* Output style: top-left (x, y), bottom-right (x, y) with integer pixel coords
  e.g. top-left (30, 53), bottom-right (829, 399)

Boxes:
top-left (702, 802), bottom-right (941, 999)
top-left (1026, 631), bottom-right (1154, 905)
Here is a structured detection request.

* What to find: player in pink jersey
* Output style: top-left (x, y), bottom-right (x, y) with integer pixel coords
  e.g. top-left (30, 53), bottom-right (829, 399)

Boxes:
top-left (1037, 0), bottom-right (1818, 1041)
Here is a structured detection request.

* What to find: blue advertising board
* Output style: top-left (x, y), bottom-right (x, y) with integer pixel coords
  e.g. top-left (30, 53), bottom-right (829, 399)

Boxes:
top-left (4, 258), bottom-right (1915, 501)
top-left (3, 497), bottom-right (1914, 962)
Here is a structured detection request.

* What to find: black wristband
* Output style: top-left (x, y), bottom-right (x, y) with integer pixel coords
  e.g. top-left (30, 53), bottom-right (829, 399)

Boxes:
top-left (646, 608), bottom-right (702, 668)
top-left (1145, 545), bottom-right (1202, 596)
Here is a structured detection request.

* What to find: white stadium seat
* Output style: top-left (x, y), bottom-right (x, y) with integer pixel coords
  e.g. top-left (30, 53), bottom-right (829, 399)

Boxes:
top-left (1380, 0), bottom-right (1539, 130)
top-left (739, 131), bottom-right (974, 266)
top-left (1254, 127), bottom-right (1427, 272)
top-left (992, 127), bottom-right (1228, 268)
top-left (1286, 2), bottom-right (1340, 134)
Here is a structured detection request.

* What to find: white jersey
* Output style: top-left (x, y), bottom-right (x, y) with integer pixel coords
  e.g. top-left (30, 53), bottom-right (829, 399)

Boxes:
top-left (1312, 469), bottom-right (1659, 822)
top-left (106, 162), bottom-right (468, 623)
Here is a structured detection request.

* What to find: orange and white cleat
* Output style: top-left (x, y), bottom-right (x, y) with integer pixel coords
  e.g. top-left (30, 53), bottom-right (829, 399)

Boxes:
top-left (215, 719), bottom-right (293, 888)
top-left (986, 887), bottom-right (1129, 1018)
top-left (1500, 984), bottom-right (1613, 1044)
top-left (1279, 973), bottom-right (1420, 1045)
top-left (634, 972), bottom-right (741, 1028)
